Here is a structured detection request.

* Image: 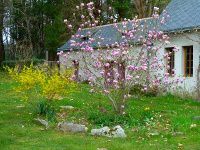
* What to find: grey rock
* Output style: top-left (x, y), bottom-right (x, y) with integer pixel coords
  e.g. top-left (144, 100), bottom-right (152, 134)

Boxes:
top-left (172, 132), bottom-right (184, 136)
top-left (111, 125), bottom-right (127, 138)
top-left (91, 125), bottom-right (126, 138)
top-left (91, 126), bottom-right (110, 137)
top-left (34, 118), bottom-right (49, 129)
top-left (97, 148), bottom-right (108, 150)
top-left (16, 105), bottom-right (25, 108)
top-left (192, 116), bottom-right (200, 120)
top-left (190, 124), bottom-right (197, 128)
top-left (149, 131), bottom-right (160, 136)
top-left (58, 122), bottom-right (88, 133)
top-left (60, 105), bottom-right (74, 110)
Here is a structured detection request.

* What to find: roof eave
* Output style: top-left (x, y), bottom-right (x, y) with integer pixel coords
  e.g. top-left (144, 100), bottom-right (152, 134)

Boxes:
top-left (163, 26), bottom-right (200, 34)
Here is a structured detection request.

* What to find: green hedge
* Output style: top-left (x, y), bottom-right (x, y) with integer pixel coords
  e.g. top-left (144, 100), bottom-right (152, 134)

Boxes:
top-left (1, 59), bottom-right (46, 68)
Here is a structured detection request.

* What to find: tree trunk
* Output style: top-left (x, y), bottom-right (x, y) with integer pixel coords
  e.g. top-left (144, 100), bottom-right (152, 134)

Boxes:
top-left (117, 62), bottom-right (126, 84)
top-left (134, 0), bottom-right (157, 18)
top-left (0, 1), bottom-right (4, 65)
top-left (48, 51), bottom-right (57, 61)
top-left (0, 26), bottom-right (4, 65)
top-left (104, 61), bottom-right (114, 88)
top-left (134, 0), bottom-right (146, 18)
top-left (117, 61), bottom-right (126, 114)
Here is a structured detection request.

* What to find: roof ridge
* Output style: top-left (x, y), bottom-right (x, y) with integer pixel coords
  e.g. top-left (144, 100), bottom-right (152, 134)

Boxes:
top-left (82, 17), bottom-right (153, 31)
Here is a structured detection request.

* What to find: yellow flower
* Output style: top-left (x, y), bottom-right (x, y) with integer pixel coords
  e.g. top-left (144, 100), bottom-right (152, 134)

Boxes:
top-left (6, 64), bottom-right (77, 101)
top-left (144, 107), bottom-right (150, 111)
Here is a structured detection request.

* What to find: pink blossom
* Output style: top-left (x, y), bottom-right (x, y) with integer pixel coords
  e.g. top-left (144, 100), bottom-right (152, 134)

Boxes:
top-left (154, 7), bottom-right (159, 11)
top-left (104, 90), bottom-right (110, 94)
top-left (104, 63), bottom-right (110, 67)
top-left (57, 51), bottom-right (63, 56)
top-left (68, 24), bottom-right (72, 29)
top-left (113, 80), bottom-right (118, 84)
top-left (112, 50), bottom-right (120, 56)
top-left (126, 75), bottom-right (133, 80)
top-left (81, 15), bottom-right (85, 19)
top-left (64, 19), bottom-right (68, 23)
top-left (100, 71), bottom-right (104, 75)
top-left (136, 75), bottom-right (140, 79)
top-left (80, 3), bottom-right (84, 7)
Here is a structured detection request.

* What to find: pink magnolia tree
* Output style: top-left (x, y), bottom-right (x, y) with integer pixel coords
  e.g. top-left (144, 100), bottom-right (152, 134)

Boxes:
top-left (59, 2), bottom-right (182, 114)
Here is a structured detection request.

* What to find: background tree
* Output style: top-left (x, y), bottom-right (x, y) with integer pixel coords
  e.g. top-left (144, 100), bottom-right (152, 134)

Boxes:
top-left (0, 0), bottom-right (5, 64)
top-left (1, 0), bottom-right (171, 64)
top-left (7, 0), bottom-right (67, 61)
top-left (107, 0), bottom-right (134, 19)
top-left (133, 0), bottom-right (170, 18)
top-left (43, 0), bottom-right (66, 61)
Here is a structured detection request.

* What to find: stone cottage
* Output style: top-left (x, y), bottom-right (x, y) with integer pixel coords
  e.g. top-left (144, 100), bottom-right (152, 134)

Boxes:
top-left (58, 0), bottom-right (200, 93)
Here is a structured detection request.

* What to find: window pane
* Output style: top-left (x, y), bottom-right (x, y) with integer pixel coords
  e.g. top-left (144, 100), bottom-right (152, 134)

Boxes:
top-left (184, 46), bottom-right (193, 77)
top-left (165, 47), bottom-right (175, 76)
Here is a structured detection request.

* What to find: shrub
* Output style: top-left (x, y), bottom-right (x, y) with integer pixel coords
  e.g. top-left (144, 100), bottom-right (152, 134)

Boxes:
top-left (87, 110), bottom-right (128, 126)
top-left (6, 64), bottom-right (77, 121)
top-left (2, 59), bottom-right (45, 68)
top-left (130, 84), bottom-right (159, 97)
top-left (145, 85), bottom-right (159, 97)
top-left (129, 84), bottom-right (145, 96)
top-left (5, 63), bottom-right (77, 101)
top-left (35, 101), bottom-right (56, 121)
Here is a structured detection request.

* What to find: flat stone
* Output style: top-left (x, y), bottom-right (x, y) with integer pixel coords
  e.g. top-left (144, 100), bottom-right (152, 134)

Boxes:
top-left (60, 106), bottom-right (74, 110)
top-left (172, 132), bottom-right (184, 136)
top-left (91, 125), bottom-right (126, 138)
top-left (149, 131), bottom-right (160, 136)
top-left (190, 124), bottom-right (197, 128)
top-left (192, 116), bottom-right (200, 120)
top-left (91, 126), bottom-right (110, 137)
top-left (58, 122), bottom-right (88, 133)
top-left (16, 105), bottom-right (25, 108)
top-left (34, 118), bottom-right (49, 129)
top-left (111, 125), bottom-right (127, 138)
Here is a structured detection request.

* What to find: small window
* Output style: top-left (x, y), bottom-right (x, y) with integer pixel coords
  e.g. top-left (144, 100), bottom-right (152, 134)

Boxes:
top-left (121, 30), bottom-right (131, 37)
top-left (81, 36), bottom-right (89, 41)
top-left (165, 47), bottom-right (175, 76)
top-left (183, 46), bottom-right (193, 77)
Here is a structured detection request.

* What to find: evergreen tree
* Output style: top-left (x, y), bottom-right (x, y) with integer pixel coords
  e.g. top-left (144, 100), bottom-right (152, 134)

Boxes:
top-left (1, 0), bottom-right (170, 62)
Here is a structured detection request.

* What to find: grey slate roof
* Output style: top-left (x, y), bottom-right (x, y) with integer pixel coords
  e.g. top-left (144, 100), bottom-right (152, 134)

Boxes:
top-left (161, 0), bottom-right (200, 32)
top-left (58, 18), bottom-right (156, 51)
top-left (58, 24), bottom-right (123, 51)
top-left (58, 0), bottom-right (200, 51)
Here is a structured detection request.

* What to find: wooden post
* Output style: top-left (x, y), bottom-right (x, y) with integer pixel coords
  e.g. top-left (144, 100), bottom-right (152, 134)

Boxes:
top-left (45, 51), bottom-right (49, 61)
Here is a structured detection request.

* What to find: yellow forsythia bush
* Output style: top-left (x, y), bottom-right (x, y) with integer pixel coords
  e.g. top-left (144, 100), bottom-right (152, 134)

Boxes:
top-left (6, 63), bottom-right (77, 101)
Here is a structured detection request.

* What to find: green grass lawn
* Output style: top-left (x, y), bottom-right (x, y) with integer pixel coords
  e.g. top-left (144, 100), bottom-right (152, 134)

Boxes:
top-left (0, 71), bottom-right (200, 150)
